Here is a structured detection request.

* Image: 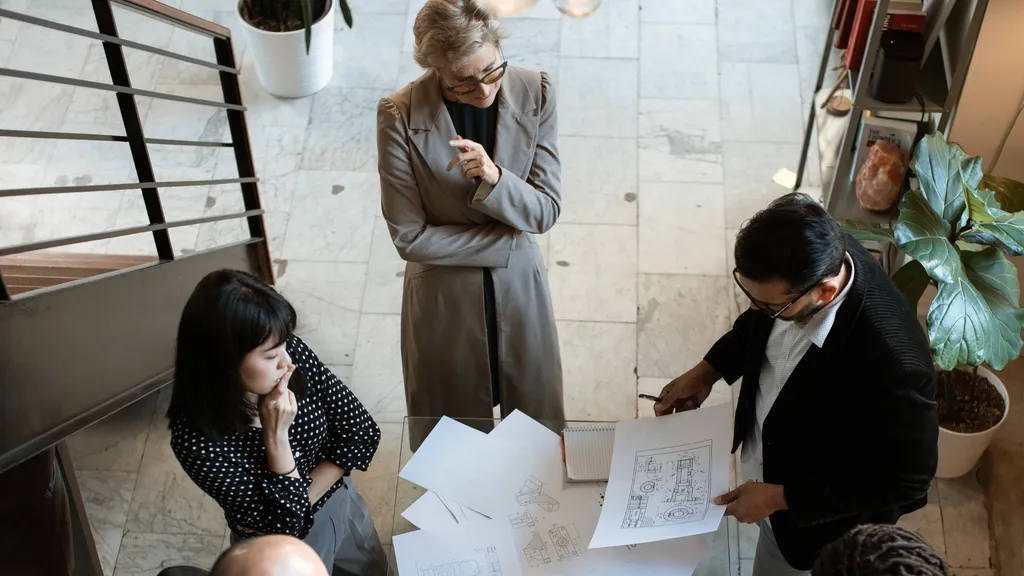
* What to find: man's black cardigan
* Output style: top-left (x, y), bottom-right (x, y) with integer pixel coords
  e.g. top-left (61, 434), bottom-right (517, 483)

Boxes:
top-left (705, 238), bottom-right (938, 570)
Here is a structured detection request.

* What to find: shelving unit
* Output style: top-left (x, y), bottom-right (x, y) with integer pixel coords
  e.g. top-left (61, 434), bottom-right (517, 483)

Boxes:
top-left (794, 0), bottom-right (990, 226)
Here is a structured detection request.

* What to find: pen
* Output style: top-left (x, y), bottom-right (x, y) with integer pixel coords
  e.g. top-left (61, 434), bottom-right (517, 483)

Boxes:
top-left (637, 393), bottom-right (663, 403)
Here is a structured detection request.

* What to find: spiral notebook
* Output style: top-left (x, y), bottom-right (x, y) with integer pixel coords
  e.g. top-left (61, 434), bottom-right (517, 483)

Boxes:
top-left (560, 425), bottom-right (617, 483)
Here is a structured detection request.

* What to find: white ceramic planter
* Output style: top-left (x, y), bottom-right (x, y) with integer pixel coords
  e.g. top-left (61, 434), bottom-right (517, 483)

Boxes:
top-left (238, 0), bottom-right (334, 98)
top-left (936, 366), bottom-right (1010, 479)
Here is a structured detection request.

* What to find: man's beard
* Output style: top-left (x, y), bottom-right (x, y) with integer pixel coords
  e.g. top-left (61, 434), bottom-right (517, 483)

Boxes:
top-left (777, 301), bottom-right (825, 323)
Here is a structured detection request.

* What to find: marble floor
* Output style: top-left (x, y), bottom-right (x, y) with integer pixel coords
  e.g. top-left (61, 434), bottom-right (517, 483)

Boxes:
top-left (0, 0), bottom-right (996, 574)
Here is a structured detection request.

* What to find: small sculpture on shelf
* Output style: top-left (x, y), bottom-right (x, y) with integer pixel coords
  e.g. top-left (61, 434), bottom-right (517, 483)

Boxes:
top-left (855, 141), bottom-right (907, 212)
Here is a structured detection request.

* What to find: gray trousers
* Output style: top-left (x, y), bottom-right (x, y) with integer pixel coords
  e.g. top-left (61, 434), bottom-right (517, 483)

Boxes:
top-left (752, 520), bottom-right (810, 576)
top-left (232, 478), bottom-right (387, 576)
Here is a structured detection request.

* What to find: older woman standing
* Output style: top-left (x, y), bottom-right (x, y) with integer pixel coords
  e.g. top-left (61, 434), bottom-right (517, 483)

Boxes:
top-left (376, 0), bottom-right (564, 444)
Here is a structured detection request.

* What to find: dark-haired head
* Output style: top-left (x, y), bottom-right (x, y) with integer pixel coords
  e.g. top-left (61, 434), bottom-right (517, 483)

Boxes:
top-left (167, 269), bottom-right (306, 440)
top-left (813, 524), bottom-right (948, 576)
top-left (733, 193), bottom-right (848, 322)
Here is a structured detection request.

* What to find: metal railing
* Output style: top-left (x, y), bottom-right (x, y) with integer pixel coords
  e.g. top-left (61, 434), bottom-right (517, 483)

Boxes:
top-left (0, 0), bottom-right (274, 300)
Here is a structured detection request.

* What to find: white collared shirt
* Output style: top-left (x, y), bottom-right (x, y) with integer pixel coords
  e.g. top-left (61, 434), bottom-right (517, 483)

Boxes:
top-left (741, 254), bottom-right (856, 487)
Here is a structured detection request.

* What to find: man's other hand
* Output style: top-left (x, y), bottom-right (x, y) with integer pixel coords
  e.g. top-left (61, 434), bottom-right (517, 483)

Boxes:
top-left (715, 481), bottom-right (788, 524)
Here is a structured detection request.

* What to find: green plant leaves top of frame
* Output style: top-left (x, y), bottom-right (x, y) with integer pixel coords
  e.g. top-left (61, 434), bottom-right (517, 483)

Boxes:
top-left (893, 189), bottom-right (962, 284)
top-left (911, 132), bottom-right (983, 228)
top-left (962, 247), bottom-right (1024, 370)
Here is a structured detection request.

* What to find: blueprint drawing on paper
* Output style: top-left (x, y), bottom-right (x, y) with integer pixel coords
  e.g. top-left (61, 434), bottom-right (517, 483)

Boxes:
top-left (621, 440), bottom-right (712, 529)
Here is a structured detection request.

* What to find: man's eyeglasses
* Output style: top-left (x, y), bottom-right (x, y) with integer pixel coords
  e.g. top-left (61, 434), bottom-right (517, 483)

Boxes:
top-left (732, 268), bottom-right (817, 320)
top-left (446, 61), bottom-right (509, 96)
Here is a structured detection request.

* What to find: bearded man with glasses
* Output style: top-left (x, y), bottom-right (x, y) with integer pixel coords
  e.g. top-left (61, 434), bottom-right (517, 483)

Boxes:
top-left (655, 193), bottom-right (938, 575)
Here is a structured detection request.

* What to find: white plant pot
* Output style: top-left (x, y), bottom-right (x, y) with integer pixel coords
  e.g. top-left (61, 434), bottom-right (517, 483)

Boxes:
top-left (936, 366), bottom-right (1010, 479)
top-left (238, 0), bottom-right (334, 98)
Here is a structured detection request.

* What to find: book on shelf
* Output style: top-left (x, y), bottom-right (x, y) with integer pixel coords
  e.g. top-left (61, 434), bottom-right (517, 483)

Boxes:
top-left (847, 2), bottom-right (926, 72)
top-left (836, 0), bottom-right (861, 49)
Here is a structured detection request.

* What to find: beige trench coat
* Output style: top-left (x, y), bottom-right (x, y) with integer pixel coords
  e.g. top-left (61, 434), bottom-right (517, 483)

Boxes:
top-left (376, 67), bottom-right (565, 445)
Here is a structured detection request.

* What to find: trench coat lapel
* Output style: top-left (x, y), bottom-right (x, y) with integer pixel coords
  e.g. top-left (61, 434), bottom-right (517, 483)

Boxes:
top-left (407, 71), bottom-right (481, 220)
top-left (493, 67), bottom-right (538, 181)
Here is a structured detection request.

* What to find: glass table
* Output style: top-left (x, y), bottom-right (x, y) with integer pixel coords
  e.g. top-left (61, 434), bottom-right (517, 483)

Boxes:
top-left (387, 417), bottom-right (734, 575)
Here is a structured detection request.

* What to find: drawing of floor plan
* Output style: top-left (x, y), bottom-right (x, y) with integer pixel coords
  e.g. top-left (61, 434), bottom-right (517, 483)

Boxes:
top-left (621, 440), bottom-right (712, 529)
top-left (515, 476), bottom-right (560, 512)
top-left (417, 546), bottom-right (503, 576)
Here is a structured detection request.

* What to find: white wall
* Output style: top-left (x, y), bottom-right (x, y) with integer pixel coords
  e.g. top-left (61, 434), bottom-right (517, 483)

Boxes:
top-left (948, 0), bottom-right (1024, 181)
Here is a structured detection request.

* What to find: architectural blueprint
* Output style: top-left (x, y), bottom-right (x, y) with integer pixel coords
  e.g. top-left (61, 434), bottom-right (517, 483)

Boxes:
top-left (621, 441), bottom-right (712, 529)
top-left (417, 546), bottom-right (503, 576)
top-left (589, 403), bottom-right (733, 549)
top-left (394, 522), bottom-right (522, 576)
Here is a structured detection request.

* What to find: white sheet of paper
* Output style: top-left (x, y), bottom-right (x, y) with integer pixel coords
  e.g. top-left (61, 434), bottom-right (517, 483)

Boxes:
top-left (399, 416), bottom-right (546, 518)
top-left (393, 521), bottom-right (522, 576)
top-left (490, 409), bottom-right (563, 462)
top-left (401, 491), bottom-right (459, 530)
top-left (588, 403), bottom-right (733, 548)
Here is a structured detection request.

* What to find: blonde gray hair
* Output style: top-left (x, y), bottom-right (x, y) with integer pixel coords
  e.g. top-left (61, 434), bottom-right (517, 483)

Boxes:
top-left (413, 0), bottom-right (509, 70)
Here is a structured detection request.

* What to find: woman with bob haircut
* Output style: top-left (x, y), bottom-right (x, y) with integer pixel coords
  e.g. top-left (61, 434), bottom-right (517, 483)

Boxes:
top-left (167, 269), bottom-right (386, 576)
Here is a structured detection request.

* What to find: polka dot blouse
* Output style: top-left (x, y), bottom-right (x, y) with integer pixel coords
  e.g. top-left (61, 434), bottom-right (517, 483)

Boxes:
top-left (170, 336), bottom-right (382, 539)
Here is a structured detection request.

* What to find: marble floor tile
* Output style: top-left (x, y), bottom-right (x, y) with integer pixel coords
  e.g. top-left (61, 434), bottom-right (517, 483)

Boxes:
top-left (142, 84), bottom-right (230, 143)
top-left (717, 0), bottom-right (797, 64)
top-left (401, 0), bottom-right (425, 53)
top-left (113, 532), bottom-right (223, 576)
top-left (352, 422), bottom-right (403, 545)
top-left (281, 170), bottom-right (380, 262)
top-left (362, 217), bottom-right (405, 315)
top-left (558, 57), bottom-right (638, 138)
top-left (0, 38), bottom-right (12, 67)
top-left (695, 519), bottom-right (733, 576)
top-left (395, 51), bottom-right (424, 90)
top-left (737, 519), bottom-right (759, 559)
top-left (249, 125), bottom-right (307, 184)
top-left (80, 470), bottom-right (138, 576)
top-left (558, 320), bottom-right (638, 421)
top-left (302, 90), bottom-right (387, 173)
top-left (349, 0), bottom-right (410, 14)
top-left (558, 136), bottom-right (638, 225)
top-left (640, 0), bottom-right (716, 24)
top-left (334, 14), bottom-right (404, 90)
top-left (157, 11), bottom-right (244, 86)
top-left (640, 23), bottom-right (718, 100)
top-left (898, 483), bottom-right (946, 558)
top-left (725, 228), bottom-right (746, 319)
top-left (5, 8), bottom-right (92, 78)
top-left (795, 25), bottom-right (834, 101)
top-left (264, 211), bottom-right (290, 262)
top-left (639, 98), bottom-right (723, 184)
top-left (125, 393), bottom-right (226, 537)
top-left (194, 218), bottom-right (249, 252)
top-left (637, 274), bottom-right (732, 378)
top-left (503, 17), bottom-right (561, 80)
top-left (277, 261), bottom-right (367, 366)
top-left (638, 182), bottom-right (727, 276)
top-left (68, 393), bottom-right (157, 472)
top-left (793, 0), bottom-right (835, 28)
top-left (938, 475), bottom-right (992, 569)
top-left (560, 0), bottom-right (639, 59)
top-left (548, 223), bottom-right (637, 323)
top-left (719, 63), bottom-right (804, 143)
top-left (636, 376), bottom-right (732, 418)
top-left (236, 53), bottom-right (315, 129)
top-left (722, 142), bottom-right (809, 229)
top-left (350, 313), bottom-right (407, 423)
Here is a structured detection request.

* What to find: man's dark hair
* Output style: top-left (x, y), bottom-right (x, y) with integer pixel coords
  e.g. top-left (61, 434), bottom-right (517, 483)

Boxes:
top-left (814, 524), bottom-right (948, 576)
top-left (734, 192), bottom-right (847, 293)
top-left (166, 269), bottom-right (307, 440)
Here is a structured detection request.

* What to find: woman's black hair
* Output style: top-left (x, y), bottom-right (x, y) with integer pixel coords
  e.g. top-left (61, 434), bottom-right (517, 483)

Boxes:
top-left (166, 269), bottom-right (306, 440)
top-left (735, 192), bottom-right (847, 293)
top-left (813, 524), bottom-right (948, 576)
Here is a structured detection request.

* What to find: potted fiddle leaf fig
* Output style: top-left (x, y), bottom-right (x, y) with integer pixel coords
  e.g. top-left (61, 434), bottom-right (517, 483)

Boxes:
top-left (845, 132), bottom-right (1024, 479)
top-left (238, 0), bottom-right (353, 98)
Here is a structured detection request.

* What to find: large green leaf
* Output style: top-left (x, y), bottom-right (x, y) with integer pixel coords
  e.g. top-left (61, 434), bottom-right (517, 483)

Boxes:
top-left (892, 259), bottom-right (931, 312)
top-left (983, 174), bottom-right (1024, 213)
top-left (842, 220), bottom-right (896, 244)
top-left (961, 213), bottom-right (1024, 256)
top-left (911, 133), bottom-right (983, 227)
top-left (927, 277), bottom-right (991, 371)
top-left (962, 248), bottom-right (1024, 370)
top-left (965, 187), bottom-right (1009, 224)
top-left (893, 190), bottom-right (962, 284)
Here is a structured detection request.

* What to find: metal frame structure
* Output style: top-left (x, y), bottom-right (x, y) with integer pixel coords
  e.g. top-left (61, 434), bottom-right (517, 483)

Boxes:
top-left (0, 3), bottom-right (276, 574)
top-left (793, 0), bottom-right (990, 227)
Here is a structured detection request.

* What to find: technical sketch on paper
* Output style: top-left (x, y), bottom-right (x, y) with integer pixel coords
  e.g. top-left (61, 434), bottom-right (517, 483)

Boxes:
top-left (508, 510), bottom-right (537, 529)
top-left (520, 524), bottom-right (583, 568)
top-left (417, 546), bottom-right (502, 576)
top-left (515, 476), bottom-right (560, 512)
top-left (621, 440), bottom-right (712, 529)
